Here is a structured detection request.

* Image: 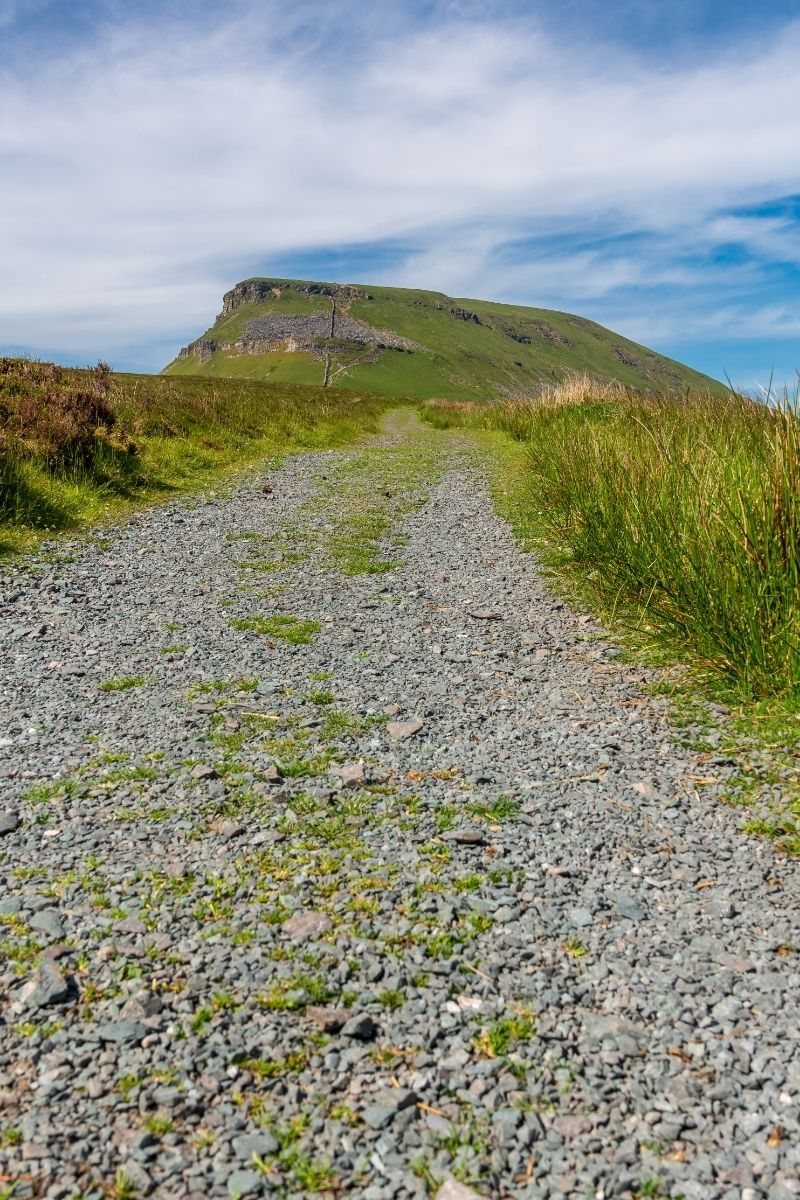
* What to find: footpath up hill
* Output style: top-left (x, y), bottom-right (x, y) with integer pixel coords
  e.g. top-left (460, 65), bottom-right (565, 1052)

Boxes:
top-left (164, 277), bottom-right (721, 399)
top-left (1, 411), bottom-right (799, 1200)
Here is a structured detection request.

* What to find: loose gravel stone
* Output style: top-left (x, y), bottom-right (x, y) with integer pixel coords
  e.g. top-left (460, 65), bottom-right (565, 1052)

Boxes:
top-left (436, 1181), bottom-right (486, 1200)
top-left (1, 414), bottom-right (799, 1199)
top-left (386, 717), bottom-right (424, 739)
top-left (15, 962), bottom-right (71, 1009)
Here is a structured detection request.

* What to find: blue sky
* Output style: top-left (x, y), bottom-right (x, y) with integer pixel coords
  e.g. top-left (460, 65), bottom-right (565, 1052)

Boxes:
top-left (1, 0), bottom-right (799, 390)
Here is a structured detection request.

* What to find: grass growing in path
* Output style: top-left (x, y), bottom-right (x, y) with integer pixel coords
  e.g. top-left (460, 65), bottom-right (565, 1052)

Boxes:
top-left (98, 675), bottom-right (148, 692)
top-left (230, 614), bottom-right (321, 644)
top-left (302, 407), bottom-right (452, 576)
top-left (0, 358), bottom-right (390, 553)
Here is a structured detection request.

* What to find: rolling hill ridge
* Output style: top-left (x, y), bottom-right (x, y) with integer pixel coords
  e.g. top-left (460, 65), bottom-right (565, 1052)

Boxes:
top-left (164, 277), bottom-right (721, 399)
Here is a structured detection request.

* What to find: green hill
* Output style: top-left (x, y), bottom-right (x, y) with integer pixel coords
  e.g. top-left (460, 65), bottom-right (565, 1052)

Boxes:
top-left (163, 277), bottom-right (720, 398)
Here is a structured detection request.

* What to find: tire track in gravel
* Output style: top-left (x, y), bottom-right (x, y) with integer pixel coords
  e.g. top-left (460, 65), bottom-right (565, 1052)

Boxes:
top-left (0, 410), bottom-right (799, 1200)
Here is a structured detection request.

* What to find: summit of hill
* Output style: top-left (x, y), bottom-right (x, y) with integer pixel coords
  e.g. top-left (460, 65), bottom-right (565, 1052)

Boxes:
top-left (163, 277), bottom-right (721, 399)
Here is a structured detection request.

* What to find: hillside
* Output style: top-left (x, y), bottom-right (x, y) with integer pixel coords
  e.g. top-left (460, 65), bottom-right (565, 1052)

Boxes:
top-left (163, 278), bottom-right (721, 399)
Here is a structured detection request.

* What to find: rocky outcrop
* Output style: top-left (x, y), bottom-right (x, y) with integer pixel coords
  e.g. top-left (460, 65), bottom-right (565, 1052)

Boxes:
top-left (434, 303), bottom-right (482, 324)
top-left (177, 319), bottom-right (416, 362)
top-left (242, 312), bottom-right (415, 350)
top-left (221, 279), bottom-right (371, 316)
top-left (178, 340), bottom-right (221, 361)
top-left (505, 320), bottom-right (572, 347)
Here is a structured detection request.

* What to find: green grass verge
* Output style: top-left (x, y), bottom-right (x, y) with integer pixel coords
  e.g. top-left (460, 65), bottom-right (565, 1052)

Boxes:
top-left (421, 383), bottom-right (800, 852)
top-left (0, 359), bottom-right (391, 554)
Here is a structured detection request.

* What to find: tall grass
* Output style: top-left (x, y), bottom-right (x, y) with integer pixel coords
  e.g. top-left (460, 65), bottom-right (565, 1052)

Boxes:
top-left (0, 358), bottom-right (389, 552)
top-left (425, 375), bottom-right (800, 698)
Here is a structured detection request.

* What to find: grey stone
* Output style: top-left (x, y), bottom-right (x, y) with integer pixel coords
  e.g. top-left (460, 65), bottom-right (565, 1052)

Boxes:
top-left (232, 1132), bottom-right (280, 1160)
top-left (442, 829), bottom-right (485, 845)
top-left (227, 1168), bottom-right (263, 1197)
top-left (94, 1021), bottom-right (148, 1044)
top-left (190, 764), bottom-right (219, 781)
top-left (281, 910), bottom-right (332, 939)
top-left (29, 908), bottom-right (65, 939)
top-left (17, 962), bottom-right (71, 1009)
top-left (569, 907), bottom-right (594, 928)
top-left (341, 1013), bottom-right (378, 1041)
top-left (386, 717), bottom-right (424, 739)
top-left (436, 1181), bottom-right (486, 1200)
top-left (362, 1104), bottom-right (396, 1130)
top-left (0, 811), bottom-right (20, 835)
top-left (332, 761), bottom-right (365, 788)
top-left (306, 1006), bottom-right (350, 1032)
top-left (617, 893), bottom-right (646, 922)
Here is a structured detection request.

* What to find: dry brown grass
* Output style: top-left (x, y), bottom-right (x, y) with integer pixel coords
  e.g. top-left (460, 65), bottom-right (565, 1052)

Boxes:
top-left (0, 357), bottom-right (118, 463)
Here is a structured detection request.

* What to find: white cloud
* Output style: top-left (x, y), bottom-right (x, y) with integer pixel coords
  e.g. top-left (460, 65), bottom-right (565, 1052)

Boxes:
top-left (1, 5), bottom-right (799, 367)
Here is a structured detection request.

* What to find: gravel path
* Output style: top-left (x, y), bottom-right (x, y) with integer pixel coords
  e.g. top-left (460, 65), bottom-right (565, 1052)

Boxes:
top-left (1, 413), bottom-right (799, 1200)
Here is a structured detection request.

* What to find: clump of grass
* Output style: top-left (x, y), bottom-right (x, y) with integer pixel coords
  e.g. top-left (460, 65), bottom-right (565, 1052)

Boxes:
top-left (473, 1013), bottom-right (534, 1058)
top-left (99, 675), bottom-right (148, 692)
top-left (230, 614), bottom-right (321, 645)
top-left (426, 378), bottom-right (800, 699)
top-left (470, 795), bottom-right (520, 821)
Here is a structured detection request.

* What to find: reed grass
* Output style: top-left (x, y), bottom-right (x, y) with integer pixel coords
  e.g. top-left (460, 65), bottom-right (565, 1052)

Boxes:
top-left (425, 374), bottom-right (800, 699)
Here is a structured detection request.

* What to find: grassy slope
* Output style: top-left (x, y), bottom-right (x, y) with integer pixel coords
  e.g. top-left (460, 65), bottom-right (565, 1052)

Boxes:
top-left (0, 360), bottom-right (389, 554)
top-left (164, 279), bottom-right (721, 399)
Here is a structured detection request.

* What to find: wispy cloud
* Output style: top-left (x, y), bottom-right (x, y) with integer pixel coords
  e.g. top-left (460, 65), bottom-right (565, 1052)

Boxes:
top-left (1, 2), bottom-right (799, 375)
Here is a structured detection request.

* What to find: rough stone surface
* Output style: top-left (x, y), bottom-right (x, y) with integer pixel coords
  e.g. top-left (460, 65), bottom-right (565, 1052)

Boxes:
top-left (1, 416), bottom-right (799, 1199)
top-left (0, 810), bottom-right (19, 835)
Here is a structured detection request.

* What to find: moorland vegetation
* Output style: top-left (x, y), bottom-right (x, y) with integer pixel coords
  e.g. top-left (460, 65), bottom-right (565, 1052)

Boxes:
top-left (0, 357), bottom-right (389, 553)
top-left (424, 375), bottom-right (800, 701)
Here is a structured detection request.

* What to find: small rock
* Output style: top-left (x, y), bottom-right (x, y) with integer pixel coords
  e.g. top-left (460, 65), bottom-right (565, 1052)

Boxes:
top-left (332, 761), bottom-right (365, 788)
top-left (227, 1167), bottom-right (262, 1198)
top-left (281, 910), bottom-right (332, 940)
top-left (371, 1087), bottom-right (417, 1113)
top-left (552, 1115), bottom-right (592, 1138)
top-left (209, 818), bottom-right (245, 838)
top-left (436, 1181), bottom-right (486, 1200)
top-left (21, 1142), bottom-right (48, 1160)
top-left (0, 811), bottom-right (20, 835)
top-left (468, 609), bottom-right (503, 620)
top-left (122, 991), bottom-right (163, 1020)
top-left (341, 1012), bottom-right (378, 1041)
top-left (94, 1020), bottom-right (148, 1044)
top-left (307, 1006), bottom-right (350, 1032)
top-left (361, 1104), bottom-right (396, 1130)
top-left (28, 909), bottom-right (65, 940)
top-left (569, 907), bottom-right (594, 928)
top-left (120, 1162), bottom-right (152, 1193)
top-left (190, 764), bottom-right (219, 781)
top-left (17, 962), bottom-right (71, 1009)
top-left (617, 894), bottom-right (646, 922)
top-left (442, 829), bottom-right (485, 846)
top-left (232, 1131), bottom-right (280, 1160)
top-left (386, 717), bottom-right (424, 739)
top-left (115, 917), bottom-right (147, 935)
